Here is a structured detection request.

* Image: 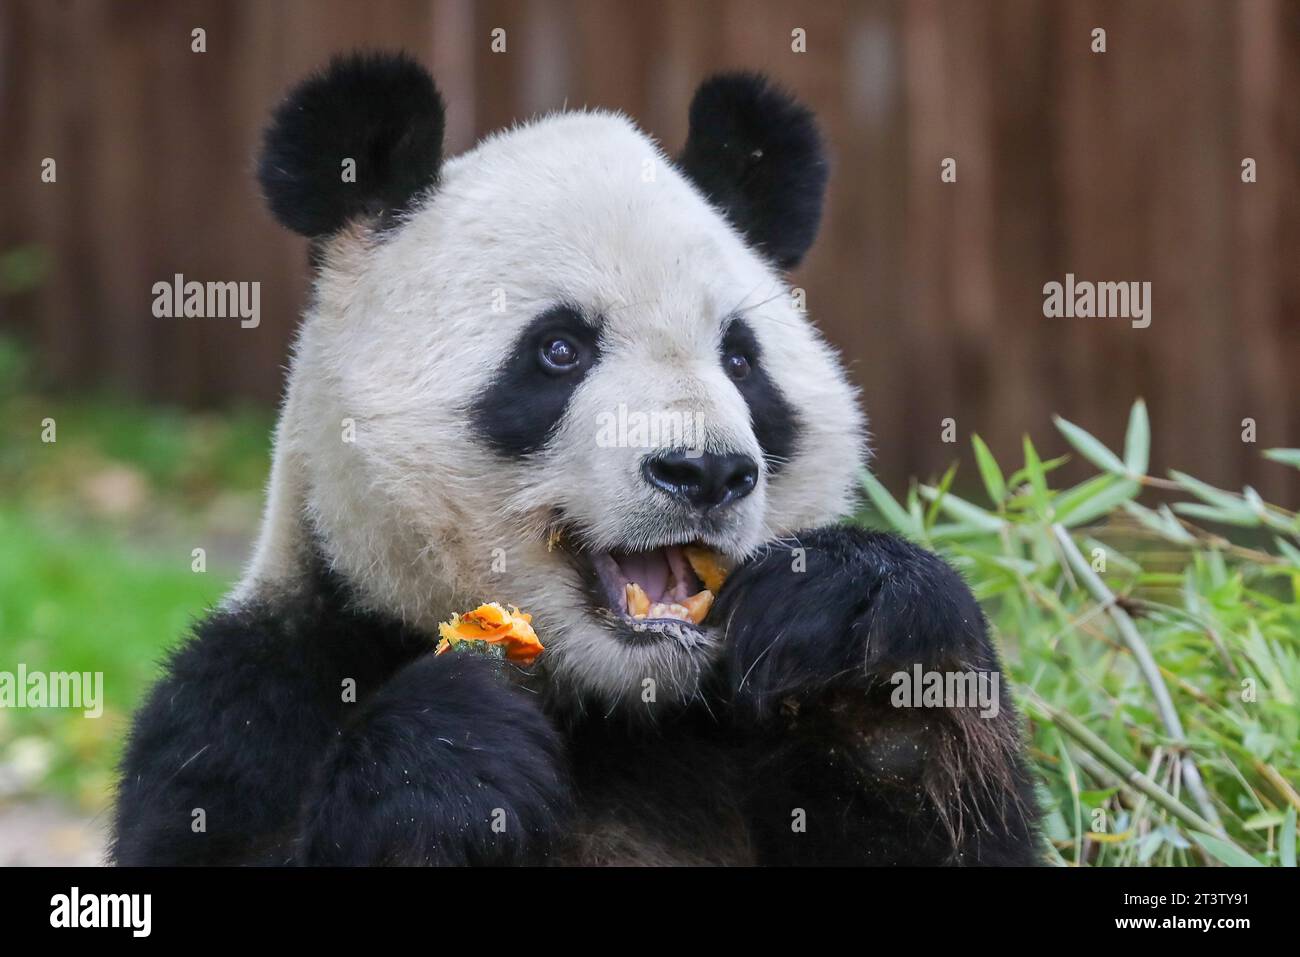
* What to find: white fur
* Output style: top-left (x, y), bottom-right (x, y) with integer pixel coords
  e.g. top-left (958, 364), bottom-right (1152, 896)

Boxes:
top-left (236, 110), bottom-right (866, 710)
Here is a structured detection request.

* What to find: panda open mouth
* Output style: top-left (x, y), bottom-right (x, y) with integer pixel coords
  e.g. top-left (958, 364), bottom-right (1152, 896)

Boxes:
top-left (562, 536), bottom-right (731, 640)
top-left (592, 546), bottom-right (714, 625)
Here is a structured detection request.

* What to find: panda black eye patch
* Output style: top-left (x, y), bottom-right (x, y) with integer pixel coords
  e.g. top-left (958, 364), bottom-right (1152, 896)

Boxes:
top-left (720, 317), bottom-right (800, 474)
top-left (473, 304), bottom-right (602, 457)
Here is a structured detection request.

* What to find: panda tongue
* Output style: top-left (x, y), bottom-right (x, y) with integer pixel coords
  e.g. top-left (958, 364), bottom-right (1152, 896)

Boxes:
top-left (613, 548), bottom-right (670, 602)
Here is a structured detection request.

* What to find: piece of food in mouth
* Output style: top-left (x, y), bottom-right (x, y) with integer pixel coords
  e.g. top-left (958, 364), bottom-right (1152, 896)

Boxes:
top-left (435, 602), bottom-right (544, 665)
top-left (590, 544), bottom-right (731, 627)
top-left (683, 544), bottom-right (731, 595)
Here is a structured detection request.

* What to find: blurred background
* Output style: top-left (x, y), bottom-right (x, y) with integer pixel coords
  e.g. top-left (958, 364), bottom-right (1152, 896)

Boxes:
top-left (0, 0), bottom-right (1296, 865)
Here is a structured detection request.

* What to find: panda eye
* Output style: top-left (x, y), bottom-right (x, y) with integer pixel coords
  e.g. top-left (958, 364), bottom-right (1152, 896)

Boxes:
top-left (723, 352), bottom-right (752, 381)
top-left (539, 335), bottom-right (582, 373)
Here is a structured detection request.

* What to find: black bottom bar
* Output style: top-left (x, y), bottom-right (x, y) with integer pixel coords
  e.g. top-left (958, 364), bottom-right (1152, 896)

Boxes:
top-left (6, 865), bottom-right (1283, 942)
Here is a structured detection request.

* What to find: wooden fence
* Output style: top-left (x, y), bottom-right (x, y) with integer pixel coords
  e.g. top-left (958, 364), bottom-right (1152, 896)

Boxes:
top-left (2, 0), bottom-right (1297, 499)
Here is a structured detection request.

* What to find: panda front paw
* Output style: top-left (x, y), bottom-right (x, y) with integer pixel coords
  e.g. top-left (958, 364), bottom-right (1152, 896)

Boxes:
top-left (297, 653), bottom-right (569, 865)
top-left (713, 526), bottom-right (995, 717)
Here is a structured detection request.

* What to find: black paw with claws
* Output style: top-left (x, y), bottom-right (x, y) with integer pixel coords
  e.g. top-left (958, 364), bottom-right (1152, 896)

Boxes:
top-left (713, 526), bottom-right (998, 717)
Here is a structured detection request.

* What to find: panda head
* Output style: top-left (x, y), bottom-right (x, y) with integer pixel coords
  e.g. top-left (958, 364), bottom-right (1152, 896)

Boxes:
top-left (254, 52), bottom-right (865, 713)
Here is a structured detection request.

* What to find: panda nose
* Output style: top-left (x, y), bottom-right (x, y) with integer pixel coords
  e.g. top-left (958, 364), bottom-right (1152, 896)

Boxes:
top-left (642, 449), bottom-right (759, 511)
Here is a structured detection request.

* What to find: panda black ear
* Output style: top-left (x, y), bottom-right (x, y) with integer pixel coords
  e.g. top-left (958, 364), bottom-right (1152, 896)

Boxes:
top-left (677, 73), bottom-right (828, 270)
top-left (258, 52), bottom-right (446, 238)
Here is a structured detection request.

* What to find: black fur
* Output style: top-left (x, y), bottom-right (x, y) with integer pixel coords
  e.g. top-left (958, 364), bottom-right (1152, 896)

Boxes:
top-left (299, 654), bottom-right (568, 865)
top-left (561, 711), bottom-right (753, 865)
top-left (711, 526), bottom-right (1042, 865)
top-left (114, 525), bottom-right (1041, 866)
top-left (678, 73), bottom-right (829, 270)
top-left (473, 304), bottom-right (602, 458)
top-left (112, 550), bottom-right (567, 866)
top-left (258, 52), bottom-right (445, 237)
top-left (721, 317), bottom-right (800, 473)
top-left (716, 527), bottom-right (1000, 713)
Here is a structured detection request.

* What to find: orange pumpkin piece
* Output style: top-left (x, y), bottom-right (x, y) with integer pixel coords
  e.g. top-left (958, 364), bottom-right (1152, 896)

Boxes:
top-left (435, 602), bottom-right (544, 665)
top-left (684, 545), bottom-right (730, 595)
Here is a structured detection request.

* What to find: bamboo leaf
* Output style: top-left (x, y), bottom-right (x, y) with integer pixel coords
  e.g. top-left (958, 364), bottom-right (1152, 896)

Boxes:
top-left (1007, 453), bottom-right (1071, 493)
top-left (918, 485), bottom-right (1005, 532)
top-left (1138, 831), bottom-right (1165, 864)
top-left (859, 468), bottom-right (921, 537)
top-left (927, 522), bottom-right (996, 540)
top-left (1169, 470), bottom-right (1244, 509)
top-left (1123, 398), bottom-right (1150, 476)
top-left (1123, 501), bottom-right (1196, 544)
top-left (1054, 415), bottom-right (1127, 475)
top-left (1058, 479), bottom-right (1141, 527)
top-left (1173, 502), bottom-right (1260, 528)
top-left (1022, 435), bottom-right (1050, 508)
top-left (1053, 474), bottom-right (1115, 522)
top-left (1189, 832), bottom-right (1264, 867)
top-left (971, 434), bottom-right (1006, 504)
top-left (1263, 448), bottom-right (1300, 470)
top-left (1243, 811), bottom-right (1286, 830)
top-left (1274, 537), bottom-right (1300, 567)
top-left (925, 463), bottom-right (959, 529)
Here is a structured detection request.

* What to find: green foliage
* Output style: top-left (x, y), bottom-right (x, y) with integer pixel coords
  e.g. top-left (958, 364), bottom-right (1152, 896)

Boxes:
top-left (0, 362), bottom-right (270, 810)
top-left (858, 399), bottom-right (1300, 866)
top-left (0, 508), bottom-right (231, 807)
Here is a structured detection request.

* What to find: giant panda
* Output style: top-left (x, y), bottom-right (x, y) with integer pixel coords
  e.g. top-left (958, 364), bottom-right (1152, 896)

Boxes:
top-left (112, 52), bottom-right (1041, 866)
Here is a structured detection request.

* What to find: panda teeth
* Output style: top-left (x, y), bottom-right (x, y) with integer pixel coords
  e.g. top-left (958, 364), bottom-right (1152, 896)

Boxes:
top-left (624, 582), bottom-right (713, 625)
top-left (625, 582), bottom-right (651, 618)
top-left (681, 589), bottom-right (714, 623)
top-left (647, 600), bottom-right (691, 621)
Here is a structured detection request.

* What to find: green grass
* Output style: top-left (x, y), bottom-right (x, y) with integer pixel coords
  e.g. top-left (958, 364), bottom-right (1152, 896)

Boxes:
top-left (0, 340), bottom-right (269, 810)
top-left (0, 509), bottom-right (234, 807)
top-left (858, 400), bottom-right (1300, 867)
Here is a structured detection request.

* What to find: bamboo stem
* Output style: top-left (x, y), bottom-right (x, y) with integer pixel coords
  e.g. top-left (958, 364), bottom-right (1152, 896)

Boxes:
top-left (1025, 692), bottom-right (1238, 843)
top-left (1050, 524), bottom-right (1225, 833)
